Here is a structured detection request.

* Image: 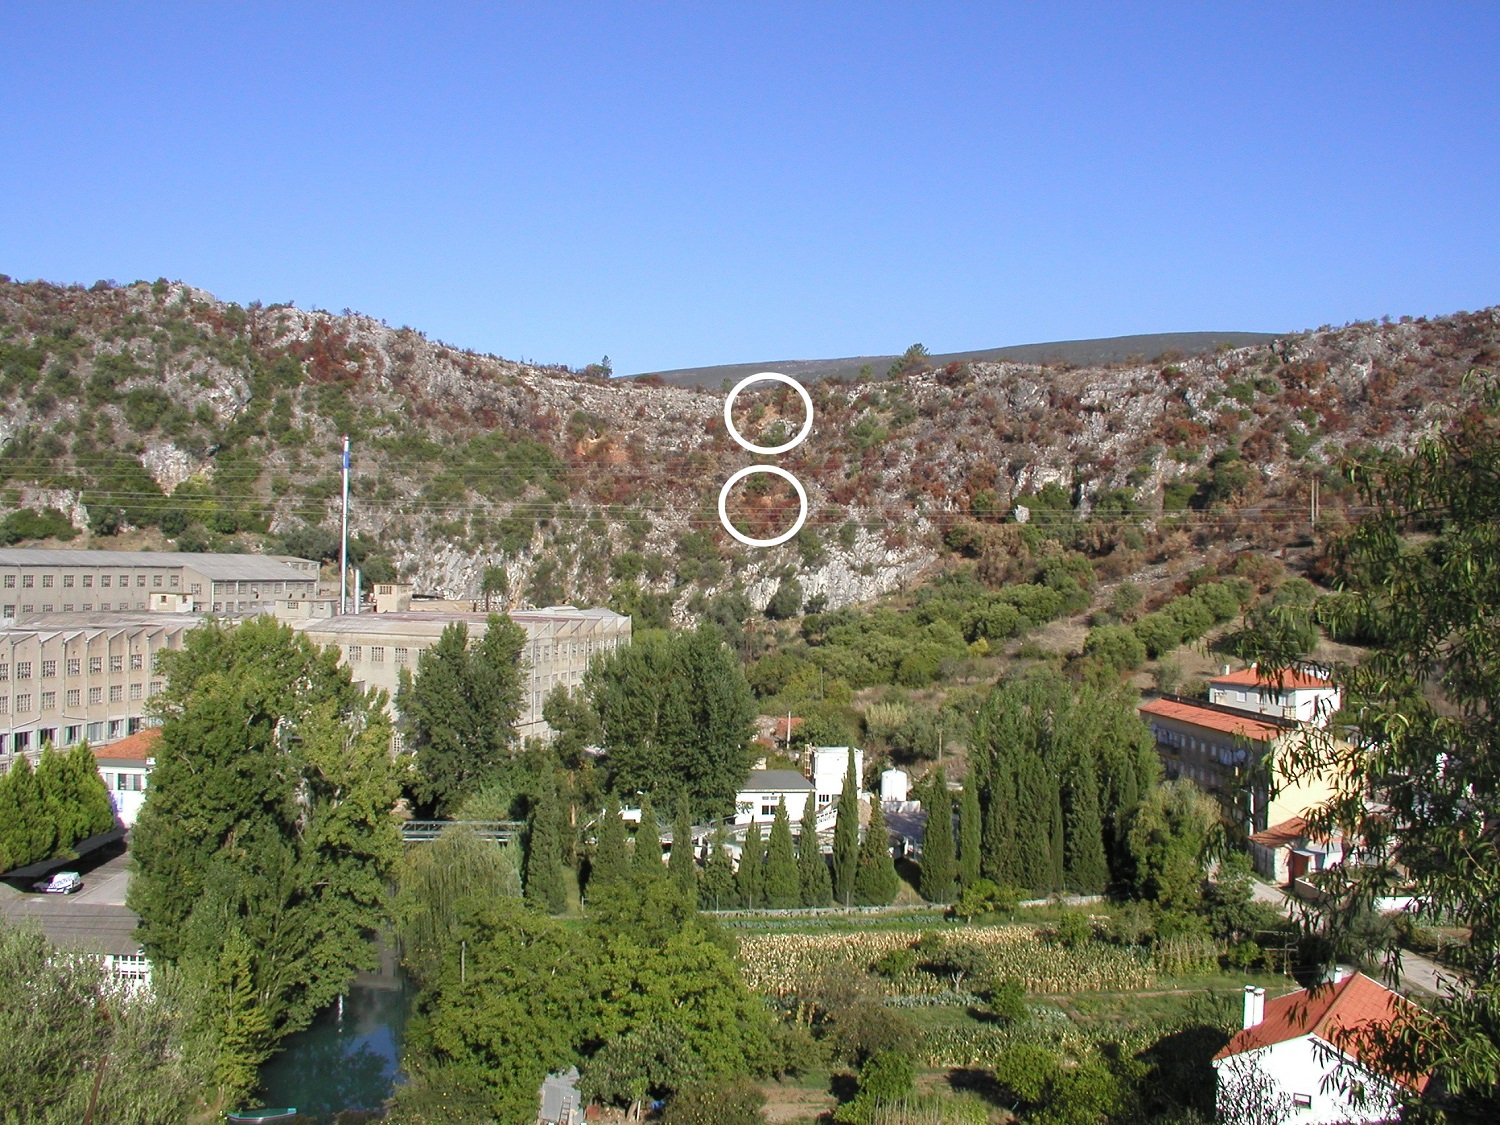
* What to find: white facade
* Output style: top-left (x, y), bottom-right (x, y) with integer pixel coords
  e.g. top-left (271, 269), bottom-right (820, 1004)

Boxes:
top-left (810, 746), bottom-right (862, 809)
top-left (734, 769), bottom-right (815, 825)
top-left (1208, 667), bottom-right (1342, 728)
top-left (1215, 1037), bottom-right (1403, 1124)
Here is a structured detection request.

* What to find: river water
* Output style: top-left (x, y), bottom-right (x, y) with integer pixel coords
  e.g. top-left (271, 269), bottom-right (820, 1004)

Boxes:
top-left (257, 950), bottom-right (410, 1122)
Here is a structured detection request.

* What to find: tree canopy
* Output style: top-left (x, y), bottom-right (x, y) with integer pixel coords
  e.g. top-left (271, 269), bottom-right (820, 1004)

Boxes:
top-left (128, 617), bottom-right (401, 1105)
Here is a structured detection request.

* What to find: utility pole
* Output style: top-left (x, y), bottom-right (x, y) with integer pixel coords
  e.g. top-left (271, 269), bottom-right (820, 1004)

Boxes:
top-left (339, 435), bottom-right (350, 614)
top-left (1309, 476), bottom-right (1319, 531)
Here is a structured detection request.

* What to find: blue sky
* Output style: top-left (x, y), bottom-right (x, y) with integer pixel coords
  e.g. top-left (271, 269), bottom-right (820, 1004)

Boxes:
top-left (2, 3), bottom-right (1497, 374)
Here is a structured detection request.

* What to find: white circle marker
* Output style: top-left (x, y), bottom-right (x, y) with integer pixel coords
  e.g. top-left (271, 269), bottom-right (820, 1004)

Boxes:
top-left (718, 465), bottom-right (809, 548)
top-left (723, 371), bottom-right (814, 455)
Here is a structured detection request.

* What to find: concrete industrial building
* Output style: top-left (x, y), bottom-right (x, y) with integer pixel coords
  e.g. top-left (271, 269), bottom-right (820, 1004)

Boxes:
top-left (0, 547), bottom-right (318, 621)
top-left (0, 613), bottom-right (195, 765)
top-left (293, 606), bottom-right (632, 742)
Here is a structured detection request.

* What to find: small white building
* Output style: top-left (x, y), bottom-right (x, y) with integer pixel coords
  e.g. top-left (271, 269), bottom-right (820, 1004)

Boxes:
top-left (734, 770), bottom-right (815, 825)
top-left (880, 768), bottom-right (909, 802)
top-left (1247, 816), bottom-right (1344, 886)
top-left (1209, 665), bottom-right (1342, 728)
top-left (91, 725), bottom-right (159, 828)
top-left (810, 746), bottom-right (862, 809)
top-left (1213, 972), bottom-right (1428, 1124)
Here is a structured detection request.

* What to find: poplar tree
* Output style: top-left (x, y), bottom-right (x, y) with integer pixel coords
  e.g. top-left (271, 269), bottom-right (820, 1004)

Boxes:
top-left (798, 793), bottom-right (833, 906)
top-left (919, 769), bottom-right (957, 903)
top-left (589, 797), bottom-right (629, 897)
top-left (737, 821), bottom-right (765, 908)
top-left (669, 804), bottom-right (697, 904)
top-left (699, 820), bottom-right (736, 911)
top-left (763, 798), bottom-right (800, 908)
top-left (832, 751), bottom-right (860, 906)
top-left (632, 792), bottom-right (662, 877)
top-left (854, 797), bottom-right (900, 905)
top-left (958, 770), bottom-right (982, 888)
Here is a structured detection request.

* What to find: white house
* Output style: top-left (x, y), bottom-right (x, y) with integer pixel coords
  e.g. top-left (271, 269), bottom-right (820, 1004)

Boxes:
top-left (1247, 816), bottom-right (1345, 886)
top-left (1213, 972), bottom-right (1429, 1124)
top-left (1208, 665), bottom-right (1342, 728)
top-left (734, 770), bottom-right (815, 825)
top-left (91, 725), bottom-right (159, 828)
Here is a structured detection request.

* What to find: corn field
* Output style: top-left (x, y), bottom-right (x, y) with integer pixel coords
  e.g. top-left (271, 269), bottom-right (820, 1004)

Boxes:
top-left (737, 926), bottom-right (1155, 997)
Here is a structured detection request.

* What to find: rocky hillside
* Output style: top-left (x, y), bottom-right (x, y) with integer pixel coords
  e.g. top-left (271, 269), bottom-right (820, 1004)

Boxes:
top-left (0, 276), bottom-right (1495, 617)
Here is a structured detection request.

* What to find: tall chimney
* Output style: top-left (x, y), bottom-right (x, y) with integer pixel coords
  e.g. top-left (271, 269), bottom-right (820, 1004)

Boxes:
top-left (1243, 984), bottom-right (1266, 1029)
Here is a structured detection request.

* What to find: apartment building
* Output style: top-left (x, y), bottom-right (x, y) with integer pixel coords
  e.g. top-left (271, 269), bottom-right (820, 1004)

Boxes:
top-left (295, 606), bottom-right (632, 741)
top-left (1139, 694), bottom-right (1340, 834)
top-left (0, 613), bottom-right (195, 765)
top-left (1207, 665), bottom-right (1342, 727)
top-left (0, 548), bottom-right (318, 621)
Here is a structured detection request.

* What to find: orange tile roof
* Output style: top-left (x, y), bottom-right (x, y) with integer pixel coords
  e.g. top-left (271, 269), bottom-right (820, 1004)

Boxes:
top-left (1211, 665), bottom-right (1334, 691)
top-left (1139, 697), bottom-right (1286, 742)
top-left (1215, 972), bottom-right (1430, 1093)
top-left (1248, 817), bottom-right (1310, 847)
top-left (90, 726), bottom-right (161, 762)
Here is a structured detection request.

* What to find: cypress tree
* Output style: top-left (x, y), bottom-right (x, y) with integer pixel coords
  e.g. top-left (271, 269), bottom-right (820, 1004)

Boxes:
top-left (982, 755), bottom-right (1019, 886)
top-left (832, 750), bottom-right (860, 906)
top-left (737, 820), bottom-right (765, 908)
top-left (958, 770), bottom-right (982, 888)
top-left (669, 804), bottom-right (698, 904)
top-left (35, 748), bottom-right (77, 850)
top-left (1048, 775), bottom-right (1066, 893)
top-left (1063, 754), bottom-right (1109, 894)
top-left (798, 792), bottom-right (833, 906)
top-left (632, 793), bottom-right (662, 877)
top-left (68, 743), bottom-right (117, 838)
top-left (919, 769), bottom-right (957, 903)
top-left (6, 756), bottom-right (54, 866)
top-left (854, 796), bottom-right (900, 905)
top-left (589, 797), bottom-right (629, 896)
top-left (524, 776), bottom-right (568, 913)
top-left (1015, 755), bottom-right (1054, 893)
top-left (764, 798), bottom-right (800, 908)
top-left (699, 820), bottom-right (736, 911)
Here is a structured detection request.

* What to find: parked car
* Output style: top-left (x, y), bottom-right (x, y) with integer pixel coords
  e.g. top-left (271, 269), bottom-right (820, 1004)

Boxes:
top-left (32, 872), bottom-right (83, 894)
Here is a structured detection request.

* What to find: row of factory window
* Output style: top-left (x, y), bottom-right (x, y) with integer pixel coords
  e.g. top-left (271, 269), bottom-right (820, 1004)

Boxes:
top-left (4, 602), bottom-right (157, 615)
top-left (3, 573), bottom-right (183, 589)
top-left (346, 646), bottom-right (410, 665)
top-left (1, 654), bottom-right (150, 678)
top-left (0, 682), bottom-right (163, 712)
top-left (5, 717), bottom-right (149, 753)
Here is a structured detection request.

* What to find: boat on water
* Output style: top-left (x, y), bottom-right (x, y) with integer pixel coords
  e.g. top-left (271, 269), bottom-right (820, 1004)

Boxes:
top-left (225, 1110), bottom-right (298, 1124)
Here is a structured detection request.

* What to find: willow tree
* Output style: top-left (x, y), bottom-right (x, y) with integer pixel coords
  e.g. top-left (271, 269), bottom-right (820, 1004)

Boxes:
top-left (1273, 376), bottom-right (1500, 1112)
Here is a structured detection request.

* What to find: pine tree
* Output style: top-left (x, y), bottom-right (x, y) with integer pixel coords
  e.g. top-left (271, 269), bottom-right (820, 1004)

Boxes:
top-left (669, 805), bottom-right (698, 905)
top-left (737, 820), bottom-right (764, 908)
top-left (854, 797), bottom-right (900, 905)
top-left (590, 797), bottom-right (629, 897)
top-left (1062, 753), bottom-right (1109, 894)
top-left (798, 792), bottom-right (833, 906)
top-left (699, 820), bottom-right (736, 911)
top-left (763, 798), bottom-right (800, 908)
top-left (919, 769), bottom-right (957, 903)
top-left (524, 776), bottom-right (568, 914)
top-left (832, 750), bottom-right (860, 906)
top-left (632, 793), bottom-right (662, 877)
top-left (958, 770), bottom-right (982, 888)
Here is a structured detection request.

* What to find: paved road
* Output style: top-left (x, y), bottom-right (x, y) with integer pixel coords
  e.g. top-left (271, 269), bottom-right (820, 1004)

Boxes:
top-left (1249, 876), bottom-right (1465, 998)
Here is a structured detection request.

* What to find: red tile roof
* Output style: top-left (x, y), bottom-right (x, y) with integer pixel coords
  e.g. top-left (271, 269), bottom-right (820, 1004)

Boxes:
top-left (1211, 666), bottom-right (1334, 691)
top-left (1248, 817), bottom-right (1310, 847)
top-left (1215, 972), bottom-right (1430, 1093)
top-left (1139, 697), bottom-right (1286, 742)
top-left (90, 726), bottom-right (161, 762)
